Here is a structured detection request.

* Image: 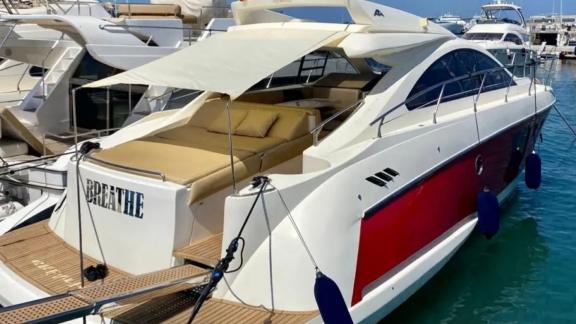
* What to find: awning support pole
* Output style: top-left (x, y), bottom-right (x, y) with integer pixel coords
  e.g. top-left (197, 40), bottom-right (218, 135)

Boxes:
top-left (225, 96), bottom-right (237, 193)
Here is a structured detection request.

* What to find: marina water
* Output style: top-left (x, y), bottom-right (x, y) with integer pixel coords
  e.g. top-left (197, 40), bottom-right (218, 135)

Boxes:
top-left (384, 61), bottom-right (576, 323)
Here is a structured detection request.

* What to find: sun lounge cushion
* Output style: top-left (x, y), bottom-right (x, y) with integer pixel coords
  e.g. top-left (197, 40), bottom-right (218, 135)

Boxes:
top-left (93, 137), bottom-right (256, 185)
top-left (235, 110), bottom-right (278, 138)
top-left (156, 127), bottom-right (284, 153)
top-left (92, 100), bottom-right (317, 203)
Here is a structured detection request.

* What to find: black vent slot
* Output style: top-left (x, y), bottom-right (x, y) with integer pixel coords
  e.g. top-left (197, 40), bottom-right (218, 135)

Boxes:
top-left (366, 176), bottom-right (386, 187)
top-left (384, 168), bottom-right (399, 177)
top-left (375, 172), bottom-right (393, 182)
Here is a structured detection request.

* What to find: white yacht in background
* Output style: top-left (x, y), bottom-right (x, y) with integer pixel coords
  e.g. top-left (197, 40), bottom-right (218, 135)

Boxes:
top-left (0, 0), bottom-right (555, 322)
top-left (434, 13), bottom-right (466, 35)
top-left (463, 2), bottom-right (532, 67)
top-left (0, 1), bottom-right (231, 221)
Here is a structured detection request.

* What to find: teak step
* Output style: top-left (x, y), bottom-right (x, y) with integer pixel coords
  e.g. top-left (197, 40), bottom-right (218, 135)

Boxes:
top-left (105, 291), bottom-right (320, 323)
top-left (0, 295), bottom-right (92, 324)
top-left (174, 233), bottom-right (223, 267)
top-left (0, 265), bottom-right (208, 324)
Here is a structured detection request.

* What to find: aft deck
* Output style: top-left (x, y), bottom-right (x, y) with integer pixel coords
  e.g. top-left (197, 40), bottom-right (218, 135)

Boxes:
top-left (0, 222), bottom-right (319, 323)
top-left (0, 220), bottom-right (127, 294)
top-left (104, 292), bottom-right (319, 323)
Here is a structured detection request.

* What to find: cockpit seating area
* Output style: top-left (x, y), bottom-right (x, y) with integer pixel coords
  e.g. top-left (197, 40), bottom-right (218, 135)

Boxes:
top-left (92, 99), bottom-right (320, 203)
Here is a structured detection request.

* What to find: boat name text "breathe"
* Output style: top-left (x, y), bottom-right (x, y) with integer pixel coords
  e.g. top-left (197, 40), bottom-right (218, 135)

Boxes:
top-left (85, 179), bottom-right (144, 219)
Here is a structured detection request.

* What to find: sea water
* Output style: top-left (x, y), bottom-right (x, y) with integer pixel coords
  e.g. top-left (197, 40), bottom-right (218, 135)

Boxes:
top-left (384, 61), bottom-right (576, 323)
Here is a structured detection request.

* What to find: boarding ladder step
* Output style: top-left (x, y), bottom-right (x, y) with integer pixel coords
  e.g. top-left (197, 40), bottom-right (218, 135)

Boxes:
top-left (173, 233), bottom-right (223, 267)
top-left (0, 264), bottom-right (208, 324)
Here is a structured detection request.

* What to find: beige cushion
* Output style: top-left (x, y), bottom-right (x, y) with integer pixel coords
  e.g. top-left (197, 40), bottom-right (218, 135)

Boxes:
top-left (261, 134), bottom-right (312, 171)
top-left (189, 100), bottom-right (317, 140)
top-left (92, 138), bottom-right (252, 185)
top-left (266, 110), bottom-right (309, 141)
top-left (312, 87), bottom-right (362, 109)
top-left (207, 110), bottom-right (247, 134)
top-left (231, 136), bottom-right (284, 154)
top-left (156, 126), bottom-right (284, 154)
top-left (314, 73), bottom-right (373, 89)
top-left (235, 110), bottom-right (278, 138)
top-left (93, 99), bottom-right (317, 204)
top-left (117, 4), bottom-right (181, 16)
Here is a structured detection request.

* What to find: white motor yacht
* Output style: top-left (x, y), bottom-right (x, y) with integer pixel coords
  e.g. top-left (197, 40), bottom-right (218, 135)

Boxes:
top-left (434, 13), bottom-right (466, 35)
top-left (0, 0), bottom-right (555, 322)
top-left (463, 2), bottom-right (532, 68)
top-left (0, 2), bottom-right (232, 221)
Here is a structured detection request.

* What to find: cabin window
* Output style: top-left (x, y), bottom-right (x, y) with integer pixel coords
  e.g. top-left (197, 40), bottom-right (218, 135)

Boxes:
top-left (503, 33), bottom-right (523, 45)
top-left (69, 53), bottom-right (145, 130)
top-left (406, 49), bottom-right (514, 110)
top-left (250, 50), bottom-right (358, 90)
top-left (462, 33), bottom-right (504, 41)
top-left (29, 66), bottom-right (49, 77)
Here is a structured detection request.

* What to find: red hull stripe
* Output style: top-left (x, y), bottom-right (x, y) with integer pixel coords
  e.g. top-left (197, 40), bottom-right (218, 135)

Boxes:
top-left (352, 114), bottom-right (548, 304)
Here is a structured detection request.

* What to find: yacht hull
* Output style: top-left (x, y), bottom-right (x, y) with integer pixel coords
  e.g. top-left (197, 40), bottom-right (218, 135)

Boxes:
top-left (351, 109), bottom-right (550, 317)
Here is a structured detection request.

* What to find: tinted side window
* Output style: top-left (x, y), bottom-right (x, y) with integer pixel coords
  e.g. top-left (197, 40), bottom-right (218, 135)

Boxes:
top-left (406, 49), bottom-right (514, 110)
top-left (504, 33), bottom-right (523, 45)
top-left (473, 51), bottom-right (513, 91)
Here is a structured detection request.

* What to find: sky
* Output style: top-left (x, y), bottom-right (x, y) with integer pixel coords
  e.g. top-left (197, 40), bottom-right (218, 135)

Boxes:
top-left (372, 0), bottom-right (573, 17)
top-left (278, 0), bottom-right (576, 21)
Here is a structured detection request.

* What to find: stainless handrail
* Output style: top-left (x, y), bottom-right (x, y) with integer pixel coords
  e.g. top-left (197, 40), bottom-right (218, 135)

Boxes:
top-left (0, 24), bottom-right (14, 50)
top-left (504, 53), bottom-right (518, 102)
top-left (40, 35), bottom-right (64, 99)
top-left (544, 56), bottom-right (558, 91)
top-left (147, 89), bottom-right (201, 103)
top-left (43, 127), bottom-right (121, 141)
top-left (311, 100), bottom-right (363, 146)
top-left (98, 24), bottom-right (228, 33)
top-left (370, 61), bottom-right (540, 138)
top-left (16, 63), bottom-right (29, 92)
top-left (432, 84), bottom-right (445, 124)
top-left (86, 155), bottom-right (166, 181)
top-left (473, 73), bottom-right (487, 112)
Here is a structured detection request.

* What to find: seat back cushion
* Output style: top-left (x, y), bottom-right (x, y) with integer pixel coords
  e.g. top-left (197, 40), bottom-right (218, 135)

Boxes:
top-left (207, 110), bottom-right (247, 134)
top-left (190, 100), bottom-right (315, 141)
top-left (312, 87), bottom-right (362, 109)
top-left (235, 110), bottom-right (278, 138)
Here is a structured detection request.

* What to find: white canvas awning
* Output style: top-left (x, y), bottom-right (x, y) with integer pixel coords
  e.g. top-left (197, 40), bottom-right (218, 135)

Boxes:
top-left (84, 28), bottom-right (348, 99)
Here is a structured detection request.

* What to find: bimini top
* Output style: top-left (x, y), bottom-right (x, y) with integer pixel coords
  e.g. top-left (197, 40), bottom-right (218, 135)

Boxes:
top-left (85, 26), bottom-right (349, 98)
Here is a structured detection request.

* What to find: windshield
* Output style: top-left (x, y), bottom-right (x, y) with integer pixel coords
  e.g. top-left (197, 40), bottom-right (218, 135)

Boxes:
top-left (462, 33), bottom-right (504, 41)
top-left (481, 8), bottom-right (523, 25)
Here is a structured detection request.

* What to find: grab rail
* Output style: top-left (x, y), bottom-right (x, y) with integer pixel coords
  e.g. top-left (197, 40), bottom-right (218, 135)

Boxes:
top-left (311, 99), bottom-right (363, 146)
top-left (41, 127), bottom-right (121, 156)
top-left (16, 63), bottom-right (29, 92)
top-left (40, 35), bottom-right (64, 99)
top-left (86, 155), bottom-right (166, 181)
top-left (98, 24), bottom-right (227, 33)
top-left (369, 61), bottom-right (539, 138)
